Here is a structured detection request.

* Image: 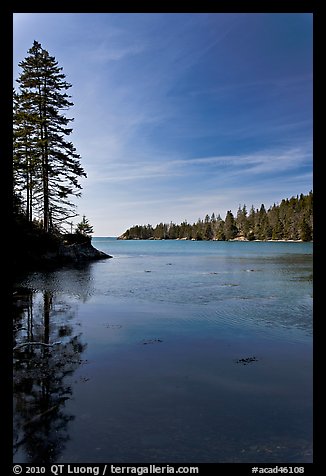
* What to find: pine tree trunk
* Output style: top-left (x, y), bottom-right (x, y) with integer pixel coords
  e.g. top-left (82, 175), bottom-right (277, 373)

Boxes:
top-left (43, 123), bottom-right (50, 233)
top-left (24, 130), bottom-right (30, 221)
top-left (26, 169), bottom-right (30, 221)
top-left (42, 157), bottom-right (49, 232)
top-left (29, 179), bottom-right (33, 222)
top-left (39, 82), bottom-right (50, 232)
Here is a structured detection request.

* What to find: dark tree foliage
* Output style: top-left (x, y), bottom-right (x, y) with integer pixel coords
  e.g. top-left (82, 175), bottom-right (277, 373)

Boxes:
top-left (13, 41), bottom-right (86, 232)
top-left (224, 210), bottom-right (238, 240)
top-left (119, 192), bottom-right (313, 242)
top-left (75, 215), bottom-right (94, 237)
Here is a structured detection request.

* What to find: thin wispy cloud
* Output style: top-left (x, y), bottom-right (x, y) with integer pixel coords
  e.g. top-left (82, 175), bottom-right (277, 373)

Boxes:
top-left (83, 145), bottom-right (311, 187)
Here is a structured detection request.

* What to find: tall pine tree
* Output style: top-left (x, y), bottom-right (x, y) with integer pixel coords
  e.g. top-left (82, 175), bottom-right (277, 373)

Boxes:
top-left (224, 210), bottom-right (238, 240)
top-left (14, 41), bottom-right (86, 232)
top-left (13, 87), bottom-right (40, 222)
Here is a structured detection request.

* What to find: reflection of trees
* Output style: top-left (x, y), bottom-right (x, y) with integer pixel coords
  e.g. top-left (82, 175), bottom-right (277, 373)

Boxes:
top-left (13, 288), bottom-right (87, 463)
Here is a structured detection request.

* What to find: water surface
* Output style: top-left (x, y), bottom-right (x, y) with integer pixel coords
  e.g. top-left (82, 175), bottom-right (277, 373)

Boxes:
top-left (13, 240), bottom-right (313, 463)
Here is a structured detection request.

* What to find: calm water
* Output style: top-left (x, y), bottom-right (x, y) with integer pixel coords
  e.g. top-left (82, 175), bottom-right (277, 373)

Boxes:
top-left (13, 239), bottom-right (313, 463)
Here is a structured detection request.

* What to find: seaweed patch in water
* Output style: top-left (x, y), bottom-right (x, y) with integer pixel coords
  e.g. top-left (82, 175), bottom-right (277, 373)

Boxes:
top-left (141, 338), bottom-right (163, 345)
top-left (236, 356), bottom-right (258, 365)
top-left (103, 324), bottom-right (123, 329)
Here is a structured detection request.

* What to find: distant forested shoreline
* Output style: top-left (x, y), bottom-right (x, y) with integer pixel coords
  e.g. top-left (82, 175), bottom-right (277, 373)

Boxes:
top-left (119, 192), bottom-right (313, 242)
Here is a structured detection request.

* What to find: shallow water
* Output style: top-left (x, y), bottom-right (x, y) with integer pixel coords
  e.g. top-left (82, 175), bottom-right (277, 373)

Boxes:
top-left (13, 240), bottom-right (313, 463)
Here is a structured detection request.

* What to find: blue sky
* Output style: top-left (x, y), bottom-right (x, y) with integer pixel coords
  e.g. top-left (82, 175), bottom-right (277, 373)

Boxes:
top-left (13, 13), bottom-right (313, 236)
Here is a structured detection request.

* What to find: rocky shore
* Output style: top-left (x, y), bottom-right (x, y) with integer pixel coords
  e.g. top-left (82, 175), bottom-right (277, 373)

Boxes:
top-left (57, 240), bottom-right (111, 263)
top-left (13, 226), bottom-right (112, 271)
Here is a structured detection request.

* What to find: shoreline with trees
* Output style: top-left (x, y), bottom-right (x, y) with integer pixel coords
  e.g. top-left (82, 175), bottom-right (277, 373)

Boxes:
top-left (118, 192), bottom-right (313, 242)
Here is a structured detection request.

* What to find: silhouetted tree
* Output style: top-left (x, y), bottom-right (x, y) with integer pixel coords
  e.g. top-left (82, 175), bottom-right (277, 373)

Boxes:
top-left (14, 41), bottom-right (86, 231)
top-left (75, 215), bottom-right (94, 237)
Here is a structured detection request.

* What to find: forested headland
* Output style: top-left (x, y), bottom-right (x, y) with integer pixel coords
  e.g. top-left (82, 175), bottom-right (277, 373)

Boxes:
top-left (13, 41), bottom-right (110, 268)
top-left (119, 192), bottom-right (313, 242)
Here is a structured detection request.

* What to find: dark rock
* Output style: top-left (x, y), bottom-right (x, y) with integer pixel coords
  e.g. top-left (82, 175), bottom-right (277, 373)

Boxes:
top-left (58, 241), bottom-right (112, 262)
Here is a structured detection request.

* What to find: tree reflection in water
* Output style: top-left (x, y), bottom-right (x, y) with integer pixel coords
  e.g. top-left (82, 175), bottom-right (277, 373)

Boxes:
top-left (13, 287), bottom-right (87, 463)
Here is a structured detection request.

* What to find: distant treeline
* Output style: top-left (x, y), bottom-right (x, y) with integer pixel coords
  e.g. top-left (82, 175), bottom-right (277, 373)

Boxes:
top-left (119, 192), bottom-right (313, 242)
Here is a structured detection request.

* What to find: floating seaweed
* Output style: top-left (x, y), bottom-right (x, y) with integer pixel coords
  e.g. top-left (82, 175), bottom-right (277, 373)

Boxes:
top-left (236, 356), bottom-right (258, 365)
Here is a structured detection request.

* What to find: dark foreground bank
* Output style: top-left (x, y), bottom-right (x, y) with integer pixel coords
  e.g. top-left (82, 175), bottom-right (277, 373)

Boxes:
top-left (12, 216), bottom-right (111, 271)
